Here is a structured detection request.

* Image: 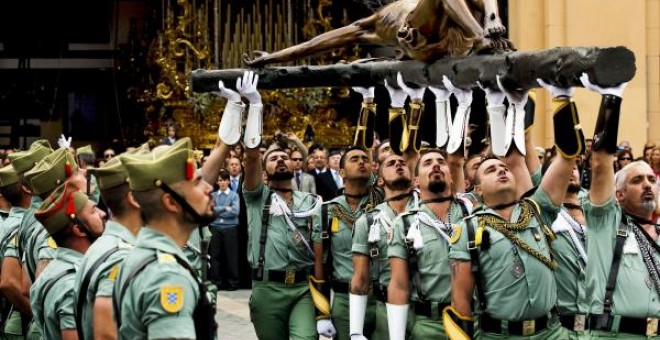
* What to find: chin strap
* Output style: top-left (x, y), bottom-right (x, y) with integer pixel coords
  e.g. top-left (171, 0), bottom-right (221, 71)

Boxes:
top-left (155, 180), bottom-right (205, 225)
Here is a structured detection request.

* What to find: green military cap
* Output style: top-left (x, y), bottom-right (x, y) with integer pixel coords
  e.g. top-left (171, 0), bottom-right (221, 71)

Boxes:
top-left (35, 181), bottom-right (88, 235)
top-left (76, 145), bottom-right (95, 157)
top-left (88, 144), bottom-right (150, 191)
top-left (24, 148), bottom-right (79, 196)
top-left (120, 137), bottom-right (197, 192)
top-left (0, 164), bottom-right (19, 188)
top-left (8, 140), bottom-right (53, 174)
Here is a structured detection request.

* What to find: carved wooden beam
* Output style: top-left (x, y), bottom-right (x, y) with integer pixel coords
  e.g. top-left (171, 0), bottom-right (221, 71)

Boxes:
top-left (190, 46), bottom-right (636, 92)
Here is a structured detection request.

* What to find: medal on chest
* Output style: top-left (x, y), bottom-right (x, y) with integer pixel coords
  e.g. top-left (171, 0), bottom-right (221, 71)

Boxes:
top-left (511, 247), bottom-right (525, 279)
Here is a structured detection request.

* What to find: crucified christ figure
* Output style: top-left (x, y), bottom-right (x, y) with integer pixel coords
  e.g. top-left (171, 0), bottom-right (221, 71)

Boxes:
top-left (243, 0), bottom-right (515, 67)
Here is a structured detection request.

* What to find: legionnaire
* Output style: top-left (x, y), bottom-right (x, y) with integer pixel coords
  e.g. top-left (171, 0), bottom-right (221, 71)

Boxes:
top-left (21, 147), bottom-right (89, 282)
top-left (0, 140), bottom-right (52, 340)
top-left (0, 164), bottom-right (23, 330)
top-left (30, 181), bottom-right (106, 339)
top-left (323, 145), bottom-right (381, 340)
top-left (449, 80), bottom-right (585, 339)
top-left (351, 153), bottom-right (417, 339)
top-left (75, 144), bottom-right (101, 204)
top-left (217, 71), bottom-right (327, 339)
top-left (580, 76), bottom-right (659, 339)
top-left (113, 137), bottom-right (218, 339)
top-left (386, 148), bottom-right (472, 339)
top-left (73, 145), bottom-right (148, 340)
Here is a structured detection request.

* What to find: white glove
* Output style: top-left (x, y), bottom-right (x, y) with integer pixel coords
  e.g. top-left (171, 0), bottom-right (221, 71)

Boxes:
top-left (217, 81), bottom-right (241, 103)
top-left (386, 303), bottom-right (409, 340)
top-left (317, 319), bottom-right (337, 338)
top-left (496, 75), bottom-right (528, 107)
top-left (429, 86), bottom-right (451, 102)
top-left (579, 72), bottom-right (628, 97)
top-left (353, 86), bottom-right (375, 101)
top-left (351, 335), bottom-right (369, 340)
top-left (243, 103), bottom-right (263, 149)
top-left (236, 70), bottom-right (261, 104)
top-left (218, 101), bottom-right (246, 145)
top-left (487, 105), bottom-right (508, 157)
top-left (537, 78), bottom-right (574, 98)
top-left (442, 76), bottom-right (473, 106)
top-left (478, 81), bottom-right (505, 106)
top-left (57, 134), bottom-right (72, 150)
top-left (349, 294), bottom-right (368, 338)
top-left (384, 79), bottom-right (408, 108)
top-left (429, 86), bottom-right (451, 147)
top-left (396, 72), bottom-right (426, 102)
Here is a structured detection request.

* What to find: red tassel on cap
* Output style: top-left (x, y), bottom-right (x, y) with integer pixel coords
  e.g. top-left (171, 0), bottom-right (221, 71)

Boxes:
top-left (65, 161), bottom-right (72, 177)
top-left (186, 158), bottom-right (194, 180)
top-left (65, 192), bottom-right (77, 216)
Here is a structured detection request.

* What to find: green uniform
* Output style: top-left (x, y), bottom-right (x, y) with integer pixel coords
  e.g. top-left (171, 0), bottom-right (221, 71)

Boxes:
top-left (183, 226), bottom-right (211, 277)
top-left (352, 198), bottom-right (417, 339)
top-left (244, 182), bottom-right (321, 340)
top-left (325, 194), bottom-right (378, 340)
top-left (450, 189), bottom-right (565, 339)
top-left (551, 202), bottom-right (591, 339)
top-left (388, 199), bottom-right (470, 339)
top-left (73, 221), bottom-right (136, 339)
top-left (0, 206), bottom-right (28, 340)
top-left (115, 227), bottom-right (199, 339)
top-left (29, 248), bottom-right (81, 340)
top-left (584, 197), bottom-right (660, 338)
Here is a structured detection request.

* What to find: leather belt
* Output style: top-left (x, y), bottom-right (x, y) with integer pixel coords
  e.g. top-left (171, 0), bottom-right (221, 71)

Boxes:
top-left (372, 285), bottom-right (387, 303)
top-left (251, 269), bottom-right (309, 284)
top-left (590, 314), bottom-right (660, 336)
top-left (481, 313), bottom-right (551, 336)
top-left (414, 301), bottom-right (450, 319)
top-left (331, 281), bottom-right (349, 294)
top-left (558, 314), bottom-right (587, 332)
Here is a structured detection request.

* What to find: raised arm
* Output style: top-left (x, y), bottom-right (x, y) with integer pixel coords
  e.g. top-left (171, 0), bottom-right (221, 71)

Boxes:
top-left (580, 73), bottom-right (627, 205)
top-left (537, 79), bottom-right (585, 206)
top-left (235, 71), bottom-right (264, 191)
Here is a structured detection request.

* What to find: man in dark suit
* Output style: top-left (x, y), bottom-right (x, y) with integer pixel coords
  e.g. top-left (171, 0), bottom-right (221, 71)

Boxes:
top-left (310, 146), bottom-right (338, 201)
top-left (227, 156), bottom-right (251, 288)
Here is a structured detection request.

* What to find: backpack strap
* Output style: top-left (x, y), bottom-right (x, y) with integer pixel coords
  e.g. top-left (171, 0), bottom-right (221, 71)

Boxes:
top-left (75, 246), bottom-right (121, 340)
top-left (113, 254), bottom-right (158, 329)
top-left (603, 213), bottom-right (629, 314)
top-left (321, 203), bottom-right (333, 282)
top-left (365, 212), bottom-right (379, 282)
top-left (402, 214), bottom-right (427, 302)
top-left (254, 191), bottom-right (273, 280)
top-left (466, 215), bottom-right (488, 312)
top-left (39, 268), bottom-right (76, 329)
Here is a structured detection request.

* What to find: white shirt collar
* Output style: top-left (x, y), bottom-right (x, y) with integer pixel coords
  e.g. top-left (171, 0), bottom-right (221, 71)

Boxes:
top-left (221, 188), bottom-right (232, 195)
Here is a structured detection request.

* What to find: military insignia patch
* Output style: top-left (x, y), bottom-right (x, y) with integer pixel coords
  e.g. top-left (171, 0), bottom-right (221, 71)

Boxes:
top-left (47, 237), bottom-right (57, 249)
top-left (108, 264), bottom-right (120, 281)
top-left (449, 225), bottom-right (462, 244)
top-left (387, 228), bottom-right (394, 244)
top-left (160, 285), bottom-right (184, 313)
top-left (331, 217), bottom-right (340, 233)
top-left (158, 254), bottom-right (176, 263)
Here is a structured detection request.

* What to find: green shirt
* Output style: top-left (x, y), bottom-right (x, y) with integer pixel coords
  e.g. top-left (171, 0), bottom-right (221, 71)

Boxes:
top-left (584, 196), bottom-right (660, 317)
top-left (352, 198), bottom-right (417, 287)
top-left (450, 189), bottom-right (559, 320)
top-left (325, 194), bottom-right (373, 282)
top-left (551, 202), bottom-right (589, 315)
top-left (30, 247), bottom-right (82, 340)
top-left (388, 200), bottom-right (470, 302)
top-left (183, 226), bottom-right (211, 277)
top-left (115, 227), bottom-right (199, 339)
top-left (243, 182), bottom-right (322, 271)
top-left (73, 221), bottom-right (136, 340)
top-left (0, 206), bottom-right (27, 260)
